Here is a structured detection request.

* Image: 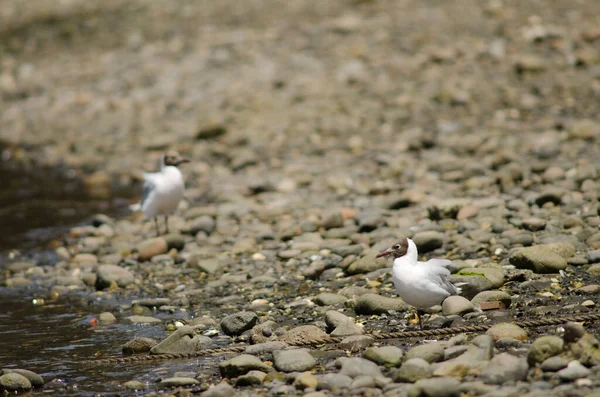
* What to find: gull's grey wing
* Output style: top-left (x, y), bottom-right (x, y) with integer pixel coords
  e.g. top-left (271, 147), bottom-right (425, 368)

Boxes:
top-left (141, 173), bottom-right (158, 206)
top-left (424, 258), bottom-right (453, 268)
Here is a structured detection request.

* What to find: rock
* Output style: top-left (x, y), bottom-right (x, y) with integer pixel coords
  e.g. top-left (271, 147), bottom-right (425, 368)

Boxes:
top-left (162, 234), bottom-right (185, 250)
top-left (411, 377), bottom-right (460, 397)
top-left (456, 267), bottom-right (504, 287)
top-left (189, 215), bottom-right (216, 235)
top-left (99, 312), bottom-right (117, 324)
top-left (280, 325), bottom-right (329, 345)
top-left (122, 315), bottom-right (162, 324)
top-left (442, 296), bottom-right (475, 316)
top-left (363, 346), bottom-right (404, 367)
top-left (235, 370), bottom-right (267, 387)
top-left (338, 335), bottom-right (375, 350)
top-left (137, 237), bottom-right (168, 261)
top-left (451, 269), bottom-right (505, 299)
top-left (219, 354), bottom-right (272, 378)
top-left (563, 322), bottom-right (586, 343)
top-left (325, 310), bottom-right (364, 336)
top-left (540, 356), bottom-right (569, 372)
top-left (322, 211), bottom-right (345, 229)
top-left (95, 264), bottom-right (135, 290)
top-left (486, 323), bottom-right (528, 342)
top-left (245, 341), bottom-right (289, 355)
top-left (527, 336), bottom-right (564, 366)
top-left (151, 326), bottom-right (212, 354)
top-left (509, 244), bottom-right (573, 273)
top-left (294, 371), bottom-right (318, 390)
top-left (346, 256), bottom-right (388, 275)
top-left (355, 210), bottom-right (384, 232)
top-left (471, 291), bottom-right (512, 309)
top-left (0, 369), bottom-right (43, 388)
top-left (354, 293), bottom-right (409, 315)
top-left (457, 205), bottom-right (478, 220)
top-left (557, 361), bottom-right (591, 381)
top-left (314, 293), bottom-right (347, 306)
top-left (0, 372), bottom-right (32, 391)
top-left (159, 377), bottom-right (200, 387)
top-left (406, 342), bottom-right (446, 363)
top-left (71, 254), bottom-right (98, 265)
top-left (196, 122), bottom-right (227, 140)
top-left (451, 335), bottom-right (494, 365)
top-left (220, 311), bottom-right (259, 336)
top-left (588, 264), bottom-right (600, 276)
top-left (412, 231), bottom-right (444, 253)
top-left (393, 358), bottom-right (433, 383)
top-left (479, 353), bottom-right (528, 385)
top-left (339, 357), bottom-right (383, 378)
top-left (566, 332), bottom-right (600, 367)
top-left (273, 349), bottom-right (316, 372)
top-left (317, 373), bottom-right (353, 391)
top-left (84, 171), bottom-right (111, 199)
top-left (431, 362), bottom-right (470, 379)
top-left (123, 380), bottom-right (145, 390)
top-left (201, 381), bottom-right (236, 397)
top-left (122, 337), bottom-right (158, 354)
top-left (522, 217), bottom-right (546, 231)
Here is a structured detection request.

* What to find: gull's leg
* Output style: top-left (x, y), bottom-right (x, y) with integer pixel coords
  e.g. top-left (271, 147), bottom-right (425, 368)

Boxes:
top-left (417, 309), bottom-right (425, 330)
top-left (165, 215), bottom-right (169, 234)
top-left (154, 216), bottom-right (161, 236)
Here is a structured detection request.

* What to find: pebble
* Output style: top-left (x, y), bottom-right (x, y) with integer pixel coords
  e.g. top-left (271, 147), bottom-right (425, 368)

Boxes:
top-left (201, 381), bottom-right (236, 397)
top-left (235, 370), bottom-right (266, 387)
top-left (363, 346), bottom-right (404, 367)
top-left (95, 264), bottom-right (135, 290)
top-left (122, 315), bottom-right (162, 324)
top-left (405, 342), bottom-right (446, 363)
top-left (137, 237), bottom-right (168, 261)
top-left (293, 371), bottom-right (318, 390)
top-left (317, 373), bottom-right (352, 391)
top-left (220, 311), bottom-right (259, 336)
top-left (189, 215), bottom-right (216, 235)
top-left (556, 361), bottom-right (591, 381)
top-left (509, 243), bottom-right (574, 273)
top-left (0, 369), bottom-right (43, 388)
top-left (158, 377), bottom-right (200, 387)
top-left (527, 335), bottom-right (563, 366)
top-left (346, 255), bottom-right (388, 275)
top-left (339, 357), bottom-right (383, 378)
top-left (98, 312), bottom-right (117, 324)
top-left (442, 296), bottom-right (475, 316)
top-left (540, 355), bottom-right (569, 372)
top-left (412, 231), bottom-right (444, 253)
top-left (471, 291), bottom-right (512, 309)
top-left (273, 349), bottom-right (316, 372)
top-left (219, 354), bottom-right (272, 378)
top-left (411, 377), bottom-right (460, 397)
top-left (354, 293), bottom-right (409, 315)
top-left (325, 310), bottom-right (364, 336)
top-left (122, 337), bottom-right (158, 354)
top-left (479, 353), bottom-right (529, 384)
top-left (0, 372), bottom-right (32, 391)
top-left (486, 323), bottom-right (528, 342)
top-left (314, 293), bottom-right (347, 306)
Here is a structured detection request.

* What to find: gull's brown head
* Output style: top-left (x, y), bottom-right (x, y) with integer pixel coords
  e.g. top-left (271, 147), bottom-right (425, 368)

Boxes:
top-left (376, 238), bottom-right (409, 259)
top-left (163, 151), bottom-right (190, 167)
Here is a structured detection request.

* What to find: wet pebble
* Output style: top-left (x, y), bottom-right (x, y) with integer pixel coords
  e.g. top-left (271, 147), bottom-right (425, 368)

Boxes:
top-left (220, 311), bottom-right (259, 336)
top-left (273, 349), bottom-right (316, 372)
top-left (95, 264), bottom-right (135, 290)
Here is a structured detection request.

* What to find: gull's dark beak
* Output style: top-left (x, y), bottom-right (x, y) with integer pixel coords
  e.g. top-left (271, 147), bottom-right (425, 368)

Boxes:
top-left (376, 249), bottom-right (392, 259)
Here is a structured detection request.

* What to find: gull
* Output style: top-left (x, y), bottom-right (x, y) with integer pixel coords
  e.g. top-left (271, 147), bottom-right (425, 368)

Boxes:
top-left (130, 151), bottom-right (190, 236)
top-left (376, 237), bottom-right (461, 329)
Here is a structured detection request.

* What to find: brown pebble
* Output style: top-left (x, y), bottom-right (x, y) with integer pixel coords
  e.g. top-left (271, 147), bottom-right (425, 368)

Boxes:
top-left (480, 301), bottom-right (506, 311)
top-left (563, 322), bottom-right (586, 343)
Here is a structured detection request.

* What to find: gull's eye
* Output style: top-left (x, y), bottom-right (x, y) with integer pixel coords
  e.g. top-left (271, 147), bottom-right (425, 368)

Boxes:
top-left (394, 244), bottom-right (400, 249)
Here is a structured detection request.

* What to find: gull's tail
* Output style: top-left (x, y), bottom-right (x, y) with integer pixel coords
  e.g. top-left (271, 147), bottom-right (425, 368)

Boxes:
top-left (452, 282), bottom-right (468, 295)
top-left (129, 202), bottom-right (142, 212)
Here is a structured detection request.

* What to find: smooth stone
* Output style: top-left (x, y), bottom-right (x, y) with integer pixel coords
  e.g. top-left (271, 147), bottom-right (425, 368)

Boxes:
top-left (442, 296), bottom-right (475, 316)
top-left (471, 291), bottom-right (512, 308)
top-left (479, 353), bottom-right (529, 385)
top-left (123, 380), bottom-right (146, 390)
top-left (137, 237), bottom-right (168, 261)
top-left (527, 335), bottom-right (564, 366)
top-left (486, 323), bottom-right (528, 342)
top-left (71, 254), bottom-right (98, 265)
top-left (451, 335), bottom-right (494, 365)
top-left (201, 381), bottom-right (236, 397)
top-left (99, 312), bottom-right (117, 324)
top-left (509, 244), bottom-right (573, 273)
top-left (339, 357), bottom-right (383, 378)
top-left (588, 264), bottom-right (600, 275)
top-left (363, 346), bottom-right (404, 367)
top-left (220, 311), bottom-right (259, 336)
top-left (338, 335), bottom-right (375, 350)
top-left (279, 325), bottom-right (329, 345)
top-left (245, 341), bottom-right (289, 355)
top-left (235, 370), bottom-right (267, 387)
top-left (557, 361), bottom-right (592, 381)
top-left (151, 326), bottom-right (213, 354)
top-left (444, 345), bottom-right (469, 360)
top-left (317, 373), bottom-right (352, 391)
top-left (431, 361), bottom-right (470, 379)
top-left (0, 372), bottom-right (32, 391)
top-left (95, 264), bottom-right (135, 290)
top-left (122, 315), bottom-right (162, 324)
top-left (325, 310), bottom-right (364, 337)
top-left (522, 217), bottom-right (546, 231)
top-left (122, 337), bottom-right (158, 354)
top-left (412, 231), bottom-right (444, 253)
top-left (6, 261), bottom-right (36, 272)
top-left (565, 332), bottom-right (600, 367)
top-left (411, 377), bottom-right (460, 397)
top-left (456, 267), bottom-right (504, 288)
top-left (322, 211), bottom-right (345, 230)
top-left (457, 381), bottom-right (496, 396)
top-left (189, 215), bottom-right (216, 235)
top-left (0, 369), bottom-right (43, 387)
top-left (159, 377), bottom-right (200, 387)
top-left (293, 371), bottom-right (318, 390)
top-left (346, 255), bottom-right (388, 275)
top-left (540, 356), bottom-right (569, 372)
top-left (405, 342), bottom-right (446, 363)
top-left (354, 293), bottom-right (409, 315)
top-left (273, 349), bottom-right (316, 372)
top-left (219, 354), bottom-right (272, 378)
top-left (314, 293), bottom-right (347, 306)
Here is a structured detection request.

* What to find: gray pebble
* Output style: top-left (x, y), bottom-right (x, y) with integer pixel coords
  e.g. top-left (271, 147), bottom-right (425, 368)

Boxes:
top-left (273, 349), bottom-right (316, 372)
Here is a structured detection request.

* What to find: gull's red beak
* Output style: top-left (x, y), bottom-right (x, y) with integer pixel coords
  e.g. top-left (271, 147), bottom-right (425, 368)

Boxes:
top-left (376, 249), bottom-right (392, 259)
top-left (176, 156), bottom-right (191, 165)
